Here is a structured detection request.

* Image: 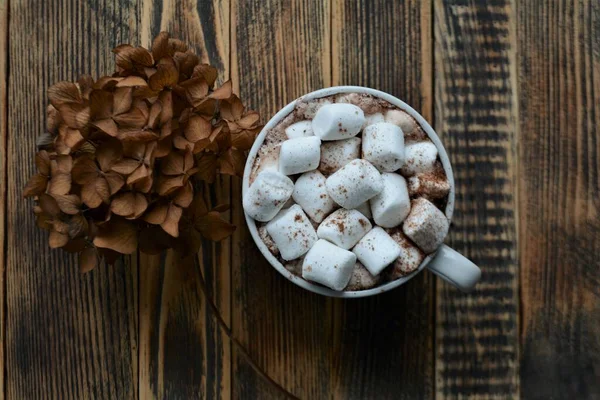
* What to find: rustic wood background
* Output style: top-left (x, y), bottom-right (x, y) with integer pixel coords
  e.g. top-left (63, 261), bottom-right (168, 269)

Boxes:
top-left (1, 0), bottom-right (599, 398)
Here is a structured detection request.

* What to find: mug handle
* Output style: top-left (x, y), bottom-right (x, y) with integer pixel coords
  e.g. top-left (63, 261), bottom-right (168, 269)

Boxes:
top-left (426, 245), bottom-right (481, 293)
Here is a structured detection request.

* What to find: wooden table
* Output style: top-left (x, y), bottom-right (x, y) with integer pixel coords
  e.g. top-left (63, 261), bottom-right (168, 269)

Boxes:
top-left (2, 0), bottom-right (599, 398)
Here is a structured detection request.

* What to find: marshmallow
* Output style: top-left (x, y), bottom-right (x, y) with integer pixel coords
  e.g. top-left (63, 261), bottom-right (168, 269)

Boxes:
top-left (326, 159), bottom-right (383, 209)
top-left (266, 205), bottom-right (318, 260)
top-left (258, 225), bottom-right (279, 256)
top-left (363, 113), bottom-right (384, 128)
top-left (369, 173), bottom-right (410, 228)
top-left (354, 201), bottom-right (372, 219)
top-left (292, 170), bottom-right (337, 223)
top-left (302, 239), bottom-right (357, 290)
top-left (402, 198), bottom-right (449, 253)
top-left (386, 229), bottom-right (425, 279)
top-left (362, 122), bottom-right (405, 172)
top-left (345, 262), bottom-right (381, 291)
top-left (407, 170), bottom-right (450, 200)
top-left (319, 137), bottom-right (361, 175)
top-left (243, 170), bottom-right (294, 222)
top-left (285, 120), bottom-right (314, 139)
top-left (279, 136), bottom-right (321, 175)
top-left (385, 109), bottom-right (418, 136)
top-left (317, 209), bottom-right (372, 250)
top-left (352, 227), bottom-right (402, 275)
top-left (312, 104), bottom-right (365, 140)
top-left (400, 141), bottom-right (438, 176)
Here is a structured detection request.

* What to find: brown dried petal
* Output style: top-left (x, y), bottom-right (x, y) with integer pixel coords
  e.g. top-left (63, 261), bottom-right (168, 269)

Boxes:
top-left (79, 247), bottom-right (98, 273)
top-left (81, 182), bottom-right (103, 208)
top-left (118, 128), bottom-right (159, 142)
top-left (197, 211), bottom-right (236, 241)
top-left (144, 203), bottom-right (169, 224)
top-left (73, 157), bottom-right (99, 184)
top-left (59, 103), bottom-right (90, 130)
top-left (134, 175), bottom-right (153, 193)
top-left (220, 95), bottom-right (245, 121)
top-left (93, 218), bottom-right (138, 254)
top-left (148, 101), bottom-right (162, 129)
top-left (155, 136), bottom-right (172, 158)
top-left (62, 238), bottom-right (87, 253)
top-left (162, 152), bottom-right (185, 175)
top-left (68, 214), bottom-right (89, 238)
top-left (112, 87), bottom-right (133, 115)
top-left (111, 192), bottom-right (136, 217)
top-left (173, 182), bottom-right (193, 207)
top-left (231, 128), bottom-right (259, 151)
top-left (39, 193), bottom-right (61, 216)
top-left (49, 230), bottom-right (70, 248)
top-left (238, 112), bottom-right (260, 129)
top-left (151, 31), bottom-right (170, 62)
top-left (89, 89), bottom-right (113, 119)
top-left (23, 174), bottom-right (48, 197)
top-left (54, 194), bottom-right (81, 215)
top-left (36, 151), bottom-right (51, 176)
top-left (161, 204), bottom-right (182, 237)
top-left (157, 175), bottom-right (186, 196)
top-left (47, 105), bottom-right (62, 133)
top-left (52, 220), bottom-right (70, 234)
top-left (181, 78), bottom-right (209, 107)
top-left (55, 155), bottom-right (73, 173)
top-left (184, 115), bottom-right (212, 142)
top-left (168, 38), bottom-right (187, 54)
top-left (158, 91), bottom-right (173, 125)
top-left (219, 148), bottom-right (245, 177)
top-left (131, 193), bottom-right (149, 218)
top-left (93, 118), bottom-right (119, 137)
top-left (209, 80), bottom-right (232, 100)
top-left (96, 177), bottom-right (111, 203)
top-left (193, 64), bottom-right (218, 87)
top-left (114, 107), bottom-right (147, 128)
top-left (104, 172), bottom-right (125, 194)
top-left (116, 76), bottom-right (149, 88)
top-left (194, 98), bottom-right (217, 117)
top-left (48, 174), bottom-right (71, 196)
top-left (111, 158), bottom-right (141, 175)
top-left (113, 44), bottom-right (153, 69)
top-left (59, 125), bottom-right (85, 149)
top-left (48, 81), bottom-right (82, 108)
top-left (149, 62), bottom-right (179, 91)
top-left (96, 140), bottom-right (123, 172)
top-left (195, 152), bottom-right (219, 183)
top-left (127, 164), bottom-right (149, 185)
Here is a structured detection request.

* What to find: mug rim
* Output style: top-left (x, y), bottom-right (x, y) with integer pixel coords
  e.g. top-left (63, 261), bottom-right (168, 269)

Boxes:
top-left (242, 86), bottom-right (455, 298)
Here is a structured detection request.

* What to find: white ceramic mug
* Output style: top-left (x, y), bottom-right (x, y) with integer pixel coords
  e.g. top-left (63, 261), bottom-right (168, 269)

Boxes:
top-left (242, 86), bottom-right (481, 298)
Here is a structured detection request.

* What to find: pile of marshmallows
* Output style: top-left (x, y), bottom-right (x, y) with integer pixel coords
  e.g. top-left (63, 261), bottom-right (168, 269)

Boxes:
top-left (244, 102), bottom-right (450, 291)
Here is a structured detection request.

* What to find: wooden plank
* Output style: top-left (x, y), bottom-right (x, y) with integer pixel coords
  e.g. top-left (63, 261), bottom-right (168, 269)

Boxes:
top-left (518, 0), bottom-right (600, 397)
top-left (230, 0), bottom-right (332, 398)
top-left (434, 0), bottom-right (519, 398)
top-left (137, 0), bottom-right (232, 398)
top-left (6, 2), bottom-right (140, 397)
top-left (0, 0), bottom-right (7, 398)
top-left (330, 1), bottom-right (434, 398)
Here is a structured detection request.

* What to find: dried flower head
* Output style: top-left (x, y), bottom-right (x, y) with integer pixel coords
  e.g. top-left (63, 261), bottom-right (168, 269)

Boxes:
top-left (24, 32), bottom-right (262, 272)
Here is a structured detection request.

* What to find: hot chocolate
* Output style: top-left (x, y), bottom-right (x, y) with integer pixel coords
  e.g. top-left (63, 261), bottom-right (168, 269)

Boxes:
top-left (244, 93), bottom-right (450, 292)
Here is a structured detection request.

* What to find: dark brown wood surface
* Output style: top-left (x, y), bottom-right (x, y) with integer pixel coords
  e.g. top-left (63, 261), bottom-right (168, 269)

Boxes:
top-left (2, 0), bottom-right (599, 399)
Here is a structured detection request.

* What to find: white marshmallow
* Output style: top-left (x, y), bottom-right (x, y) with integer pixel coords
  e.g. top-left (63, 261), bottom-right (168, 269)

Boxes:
top-left (386, 229), bottom-right (425, 279)
top-left (400, 141), bottom-right (438, 176)
top-left (279, 136), bottom-right (321, 175)
top-left (369, 173), bottom-right (410, 228)
top-left (352, 227), bottom-right (402, 275)
top-left (363, 113), bottom-right (384, 128)
top-left (243, 170), bottom-right (294, 222)
top-left (402, 198), bottom-right (449, 253)
top-left (345, 262), bottom-right (381, 291)
top-left (407, 172), bottom-right (450, 200)
top-left (319, 137), bottom-right (361, 175)
top-left (312, 103), bottom-right (365, 141)
top-left (302, 239), bottom-right (357, 290)
top-left (385, 109), bottom-right (418, 136)
top-left (326, 159), bottom-right (383, 209)
top-left (317, 209), bottom-right (372, 250)
top-left (285, 120), bottom-right (314, 139)
top-left (354, 201), bottom-right (372, 219)
top-left (292, 170), bottom-right (337, 223)
top-left (362, 122), bottom-right (405, 172)
top-left (266, 205), bottom-right (318, 260)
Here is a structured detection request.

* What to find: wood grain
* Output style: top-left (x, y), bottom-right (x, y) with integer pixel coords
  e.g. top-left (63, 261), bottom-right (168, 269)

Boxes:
top-left (137, 0), bottom-right (232, 398)
top-left (0, 0), bottom-right (7, 397)
top-left (434, 1), bottom-right (520, 398)
top-left (518, 0), bottom-right (600, 398)
top-left (330, 1), bottom-right (434, 398)
top-left (230, 0), bottom-right (332, 398)
top-left (5, 1), bottom-right (140, 398)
